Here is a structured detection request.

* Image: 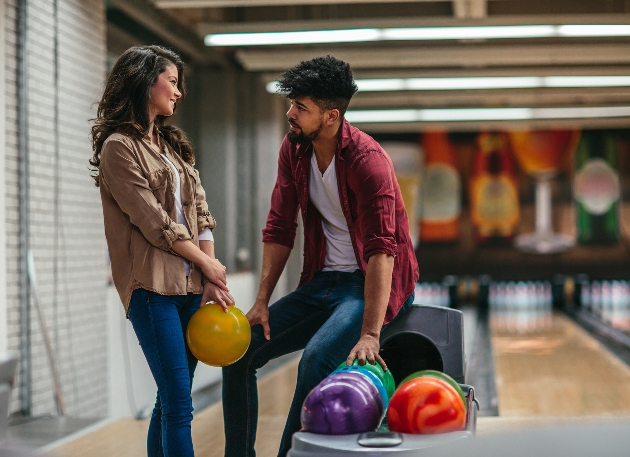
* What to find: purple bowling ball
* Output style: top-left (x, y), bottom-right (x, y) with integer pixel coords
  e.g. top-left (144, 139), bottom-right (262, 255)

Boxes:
top-left (301, 371), bottom-right (384, 435)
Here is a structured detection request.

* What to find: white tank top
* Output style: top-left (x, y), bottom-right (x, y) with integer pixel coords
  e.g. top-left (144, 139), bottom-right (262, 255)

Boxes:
top-left (162, 153), bottom-right (213, 276)
top-left (308, 153), bottom-right (359, 272)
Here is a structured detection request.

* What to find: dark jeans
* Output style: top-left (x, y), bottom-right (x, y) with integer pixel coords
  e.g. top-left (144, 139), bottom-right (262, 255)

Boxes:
top-left (128, 288), bottom-right (201, 457)
top-left (222, 270), bottom-right (413, 457)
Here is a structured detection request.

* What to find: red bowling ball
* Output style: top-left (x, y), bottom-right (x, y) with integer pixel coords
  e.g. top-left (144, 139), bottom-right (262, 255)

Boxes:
top-left (387, 376), bottom-right (466, 434)
top-left (398, 370), bottom-right (467, 410)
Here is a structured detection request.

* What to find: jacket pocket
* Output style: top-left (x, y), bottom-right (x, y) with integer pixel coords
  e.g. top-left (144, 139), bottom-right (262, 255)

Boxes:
top-left (183, 164), bottom-right (198, 198)
top-left (147, 167), bottom-right (174, 212)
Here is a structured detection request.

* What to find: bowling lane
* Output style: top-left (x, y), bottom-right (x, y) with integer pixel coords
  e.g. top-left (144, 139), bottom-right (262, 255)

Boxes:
top-left (490, 311), bottom-right (630, 417)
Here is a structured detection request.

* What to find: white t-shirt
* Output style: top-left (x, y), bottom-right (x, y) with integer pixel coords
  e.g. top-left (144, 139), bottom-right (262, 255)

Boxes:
top-left (162, 154), bottom-right (213, 276)
top-left (309, 153), bottom-right (359, 272)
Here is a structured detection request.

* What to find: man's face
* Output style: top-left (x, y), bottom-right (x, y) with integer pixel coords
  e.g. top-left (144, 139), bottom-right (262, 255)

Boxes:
top-left (286, 97), bottom-right (325, 145)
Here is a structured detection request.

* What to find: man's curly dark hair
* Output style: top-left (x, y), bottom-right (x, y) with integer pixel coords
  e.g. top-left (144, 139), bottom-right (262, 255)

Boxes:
top-left (276, 55), bottom-right (358, 117)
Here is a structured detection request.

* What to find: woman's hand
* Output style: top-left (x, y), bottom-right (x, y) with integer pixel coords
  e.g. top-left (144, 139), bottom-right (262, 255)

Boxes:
top-left (201, 282), bottom-right (235, 312)
top-left (201, 257), bottom-right (228, 290)
top-left (171, 240), bottom-right (228, 290)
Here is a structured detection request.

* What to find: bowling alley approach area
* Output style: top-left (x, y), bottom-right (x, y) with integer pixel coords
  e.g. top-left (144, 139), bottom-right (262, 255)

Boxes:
top-left (18, 289), bottom-right (630, 457)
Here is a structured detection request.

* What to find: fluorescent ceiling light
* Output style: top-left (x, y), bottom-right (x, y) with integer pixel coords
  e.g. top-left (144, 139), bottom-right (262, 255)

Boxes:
top-left (345, 106), bottom-right (630, 123)
top-left (205, 28), bottom-right (380, 46)
top-left (206, 24), bottom-right (630, 47)
top-left (267, 76), bottom-right (630, 93)
top-left (356, 77), bottom-right (541, 91)
top-left (380, 25), bottom-right (556, 41)
top-left (544, 76), bottom-right (630, 88)
top-left (558, 24), bottom-right (630, 37)
top-left (266, 81), bottom-right (280, 93)
top-left (356, 75), bottom-right (630, 91)
top-left (346, 108), bottom-right (531, 123)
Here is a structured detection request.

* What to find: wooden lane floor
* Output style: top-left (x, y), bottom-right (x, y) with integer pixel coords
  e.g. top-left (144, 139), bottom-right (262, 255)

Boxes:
top-left (48, 358), bottom-right (299, 457)
top-left (48, 310), bottom-right (630, 456)
top-left (490, 311), bottom-right (630, 418)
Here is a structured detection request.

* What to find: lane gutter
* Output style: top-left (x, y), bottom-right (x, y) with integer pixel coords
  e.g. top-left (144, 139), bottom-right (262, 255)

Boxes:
top-left (565, 307), bottom-right (630, 368)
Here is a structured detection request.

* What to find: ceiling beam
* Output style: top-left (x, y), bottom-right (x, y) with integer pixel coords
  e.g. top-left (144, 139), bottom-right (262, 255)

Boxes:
top-left (155, 0), bottom-right (503, 8)
top-left (452, 0), bottom-right (487, 19)
top-left (110, 0), bottom-right (228, 66)
top-left (197, 13), bottom-right (630, 35)
top-left (237, 43), bottom-right (630, 72)
top-left (348, 66), bottom-right (630, 80)
top-left (349, 87), bottom-right (630, 109)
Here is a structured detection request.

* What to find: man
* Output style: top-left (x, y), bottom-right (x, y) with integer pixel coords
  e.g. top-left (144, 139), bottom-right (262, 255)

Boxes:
top-left (222, 55), bottom-right (419, 457)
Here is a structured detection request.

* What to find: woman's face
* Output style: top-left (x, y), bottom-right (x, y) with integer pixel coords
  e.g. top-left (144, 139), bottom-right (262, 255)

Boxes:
top-left (148, 64), bottom-right (181, 119)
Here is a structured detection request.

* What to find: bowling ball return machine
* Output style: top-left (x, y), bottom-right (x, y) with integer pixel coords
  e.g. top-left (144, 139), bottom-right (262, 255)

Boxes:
top-left (289, 305), bottom-right (479, 456)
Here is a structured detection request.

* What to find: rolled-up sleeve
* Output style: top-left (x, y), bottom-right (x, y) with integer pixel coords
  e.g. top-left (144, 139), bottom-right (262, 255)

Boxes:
top-left (261, 140), bottom-right (299, 249)
top-left (350, 148), bottom-right (397, 260)
top-left (192, 168), bottom-right (217, 234)
top-left (100, 139), bottom-right (191, 251)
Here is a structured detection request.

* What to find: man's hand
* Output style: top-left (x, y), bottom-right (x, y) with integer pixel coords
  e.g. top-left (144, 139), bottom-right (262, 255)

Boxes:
top-left (346, 334), bottom-right (387, 371)
top-left (246, 300), bottom-right (271, 340)
top-left (201, 282), bottom-right (235, 312)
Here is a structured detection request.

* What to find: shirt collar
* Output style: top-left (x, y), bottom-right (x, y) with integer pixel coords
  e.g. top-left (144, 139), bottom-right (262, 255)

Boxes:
top-left (339, 118), bottom-right (352, 151)
top-left (144, 124), bottom-right (162, 138)
top-left (142, 125), bottom-right (164, 151)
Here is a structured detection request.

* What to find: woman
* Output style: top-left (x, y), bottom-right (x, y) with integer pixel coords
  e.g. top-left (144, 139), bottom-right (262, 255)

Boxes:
top-left (90, 45), bottom-right (233, 457)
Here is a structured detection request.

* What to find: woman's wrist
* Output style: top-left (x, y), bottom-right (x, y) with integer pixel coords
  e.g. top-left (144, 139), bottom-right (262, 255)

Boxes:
top-left (199, 254), bottom-right (214, 273)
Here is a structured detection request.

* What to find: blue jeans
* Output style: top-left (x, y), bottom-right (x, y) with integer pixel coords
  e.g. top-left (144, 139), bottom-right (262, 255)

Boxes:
top-left (128, 288), bottom-right (201, 457)
top-left (222, 270), bottom-right (413, 457)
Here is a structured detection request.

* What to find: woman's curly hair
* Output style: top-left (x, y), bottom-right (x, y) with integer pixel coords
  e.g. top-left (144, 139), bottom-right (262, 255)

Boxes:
top-left (276, 55), bottom-right (358, 116)
top-left (89, 45), bottom-right (194, 186)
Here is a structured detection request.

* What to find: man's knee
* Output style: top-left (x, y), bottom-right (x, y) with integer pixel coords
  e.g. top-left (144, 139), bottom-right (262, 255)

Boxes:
top-left (225, 325), bottom-right (269, 374)
top-left (298, 347), bottom-right (332, 383)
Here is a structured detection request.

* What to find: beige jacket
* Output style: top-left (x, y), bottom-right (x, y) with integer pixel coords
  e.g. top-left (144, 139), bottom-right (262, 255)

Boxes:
top-left (99, 130), bottom-right (216, 314)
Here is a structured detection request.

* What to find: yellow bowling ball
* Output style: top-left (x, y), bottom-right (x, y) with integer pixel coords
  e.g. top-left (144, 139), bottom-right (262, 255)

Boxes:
top-left (186, 303), bottom-right (252, 367)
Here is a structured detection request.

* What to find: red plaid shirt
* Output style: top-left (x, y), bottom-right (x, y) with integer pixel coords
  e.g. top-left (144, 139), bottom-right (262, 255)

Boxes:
top-left (262, 120), bottom-right (419, 324)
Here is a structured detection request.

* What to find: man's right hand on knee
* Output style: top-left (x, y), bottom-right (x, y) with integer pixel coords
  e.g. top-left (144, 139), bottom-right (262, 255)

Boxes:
top-left (246, 300), bottom-right (271, 340)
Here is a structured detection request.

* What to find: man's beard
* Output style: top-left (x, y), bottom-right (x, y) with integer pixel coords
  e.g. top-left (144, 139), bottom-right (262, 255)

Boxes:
top-left (287, 121), bottom-right (324, 145)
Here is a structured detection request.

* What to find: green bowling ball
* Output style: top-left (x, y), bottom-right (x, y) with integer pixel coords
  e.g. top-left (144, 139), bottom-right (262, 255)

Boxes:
top-left (398, 369), bottom-right (467, 409)
top-left (337, 359), bottom-right (395, 399)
